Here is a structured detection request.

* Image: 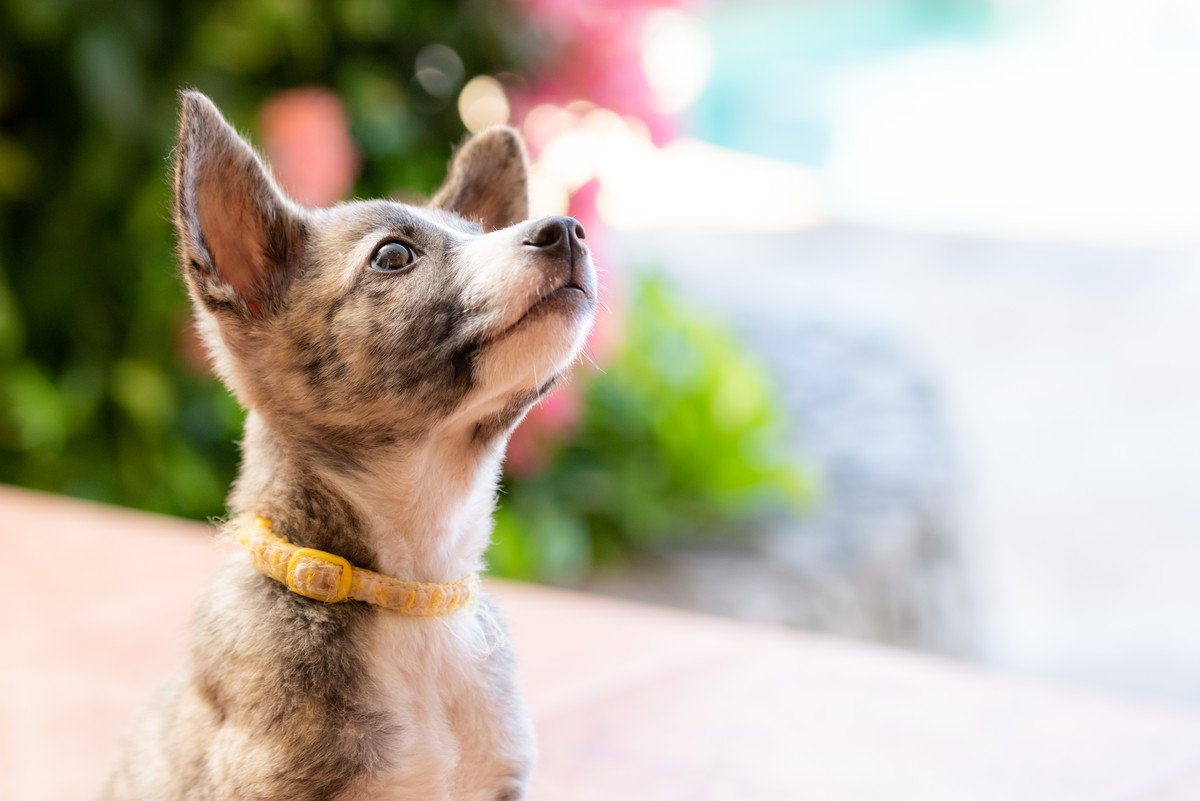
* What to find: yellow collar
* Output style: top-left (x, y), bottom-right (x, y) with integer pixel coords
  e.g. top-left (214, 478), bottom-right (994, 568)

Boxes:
top-left (235, 516), bottom-right (476, 616)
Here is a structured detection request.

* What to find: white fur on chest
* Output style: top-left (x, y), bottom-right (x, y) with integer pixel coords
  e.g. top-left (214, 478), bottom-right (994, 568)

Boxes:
top-left (361, 602), bottom-right (533, 801)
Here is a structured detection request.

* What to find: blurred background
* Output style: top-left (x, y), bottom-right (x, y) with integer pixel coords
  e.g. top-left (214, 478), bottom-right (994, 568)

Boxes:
top-left (1, 0), bottom-right (1197, 708)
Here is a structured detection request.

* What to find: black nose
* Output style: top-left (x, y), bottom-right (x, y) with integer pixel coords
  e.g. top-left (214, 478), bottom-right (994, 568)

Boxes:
top-left (523, 216), bottom-right (585, 255)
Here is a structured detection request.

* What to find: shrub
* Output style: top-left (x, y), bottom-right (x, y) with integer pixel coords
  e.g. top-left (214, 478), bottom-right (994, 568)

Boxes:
top-left (490, 273), bottom-right (809, 582)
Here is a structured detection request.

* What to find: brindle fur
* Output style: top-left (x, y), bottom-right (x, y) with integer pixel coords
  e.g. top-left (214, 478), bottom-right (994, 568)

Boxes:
top-left (102, 91), bottom-right (596, 801)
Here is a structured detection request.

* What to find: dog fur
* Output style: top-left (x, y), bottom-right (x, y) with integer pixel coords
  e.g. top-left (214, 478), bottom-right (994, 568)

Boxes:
top-left (101, 91), bottom-right (596, 801)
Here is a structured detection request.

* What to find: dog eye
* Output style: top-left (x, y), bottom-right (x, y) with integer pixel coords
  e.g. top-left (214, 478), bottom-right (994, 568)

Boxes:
top-left (371, 242), bottom-right (417, 273)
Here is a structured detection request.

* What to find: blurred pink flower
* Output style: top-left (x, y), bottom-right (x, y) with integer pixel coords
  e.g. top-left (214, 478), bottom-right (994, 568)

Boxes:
top-left (260, 88), bottom-right (359, 207)
top-left (505, 382), bottom-right (583, 477)
top-left (515, 0), bottom-right (698, 145)
top-left (569, 179), bottom-right (623, 365)
top-left (505, 0), bottom-right (694, 477)
top-left (504, 181), bottom-right (624, 478)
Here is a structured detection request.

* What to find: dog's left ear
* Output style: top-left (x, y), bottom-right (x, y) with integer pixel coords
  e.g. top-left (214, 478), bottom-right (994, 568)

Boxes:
top-left (431, 126), bottom-right (529, 231)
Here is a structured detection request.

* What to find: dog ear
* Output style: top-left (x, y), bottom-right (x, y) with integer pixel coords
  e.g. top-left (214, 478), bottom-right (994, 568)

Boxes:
top-left (431, 126), bottom-right (529, 231)
top-left (173, 90), bottom-right (306, 319)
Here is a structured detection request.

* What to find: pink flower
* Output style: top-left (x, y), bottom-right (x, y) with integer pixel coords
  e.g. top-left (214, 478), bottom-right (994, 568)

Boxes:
top-left (505, 383), bottom-right (584, 477)
top-left (513, 0), bottom-right (697, 145)
top-left (260, 88), bottom-right (359, 207)
top-left (504, 181), bottom-right (625, 478)
top-left (506, 0), bottom-right (699, 476)
top-left (569, 179), bottom-right (623, 364)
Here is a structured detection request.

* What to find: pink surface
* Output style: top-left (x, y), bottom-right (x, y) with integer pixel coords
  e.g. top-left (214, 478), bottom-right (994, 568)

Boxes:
top-left (3, 485), bottom-right (1200, 801)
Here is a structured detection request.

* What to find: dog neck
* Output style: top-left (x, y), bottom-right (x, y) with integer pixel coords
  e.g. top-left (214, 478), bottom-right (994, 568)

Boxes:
top-left (230, 411), bottom-right (505, 583)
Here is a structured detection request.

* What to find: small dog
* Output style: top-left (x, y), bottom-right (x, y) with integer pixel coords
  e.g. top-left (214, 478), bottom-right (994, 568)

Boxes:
top-left (102, 91), bottom-right (595, 800)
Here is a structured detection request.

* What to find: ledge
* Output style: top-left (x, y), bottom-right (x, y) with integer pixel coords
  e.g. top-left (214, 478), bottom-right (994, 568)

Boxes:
top-left (3, 485), bottom-right (1199, 800)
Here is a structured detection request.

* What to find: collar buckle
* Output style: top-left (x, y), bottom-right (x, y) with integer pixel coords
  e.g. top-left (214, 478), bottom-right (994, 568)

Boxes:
top-left (286, 547), bottom-right (353, 603)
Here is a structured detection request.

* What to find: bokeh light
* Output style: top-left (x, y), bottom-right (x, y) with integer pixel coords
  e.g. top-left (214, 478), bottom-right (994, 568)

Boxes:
top-left (457, 75), bottom-right (511, 133)
top-left (414, 43), bottom-right (465, 99)
top-left (640, 9), bottom-right (714, 113)
top-left (259, 88), bottom-right (359, 208)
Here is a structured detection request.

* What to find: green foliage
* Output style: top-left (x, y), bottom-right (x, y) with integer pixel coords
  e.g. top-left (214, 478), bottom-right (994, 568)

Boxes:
top-left (490, 273), bottom-right (810, 583)
top-left (0, 0), bottom-right (525, 516)
top-left (0, 3), bottom-right (807, 580)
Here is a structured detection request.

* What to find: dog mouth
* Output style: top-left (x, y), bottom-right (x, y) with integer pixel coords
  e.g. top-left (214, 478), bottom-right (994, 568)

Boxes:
top-left (482, 278), bottom-right (594, 348)
top-left (530, 281), bottom-right (588, 308)
top-left (514, 280), bottom-right (592, 325)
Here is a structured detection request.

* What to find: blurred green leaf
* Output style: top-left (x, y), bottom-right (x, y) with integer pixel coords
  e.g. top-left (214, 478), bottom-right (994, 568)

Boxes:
top-left (0, 137), bottom-right (37, 197)
top-left (490, 273), bottom-right (812, 583)
top-left (0, 264), bottom-right (24, 359)
top-left (2, 363), bottom-right (70, 452)
top-left (111, 359), bottom-right (176, 430)
top-left (1, 3), bottom-right (807, 587)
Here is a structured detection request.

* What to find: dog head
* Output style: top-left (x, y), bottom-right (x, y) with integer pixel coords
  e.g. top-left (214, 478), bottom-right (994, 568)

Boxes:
top-left (173, 91), bottom-right (595, 468)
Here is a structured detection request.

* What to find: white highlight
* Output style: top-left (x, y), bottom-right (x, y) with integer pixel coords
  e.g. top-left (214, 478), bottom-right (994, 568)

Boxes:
top-left (640, 9), bottom-right (714, 113)
top-left (457, 76), bottom-right (510, 133)
top-left (522, 103), bottom-right (823, 230)
top-left (821, 39), bottom-right (1200, 245)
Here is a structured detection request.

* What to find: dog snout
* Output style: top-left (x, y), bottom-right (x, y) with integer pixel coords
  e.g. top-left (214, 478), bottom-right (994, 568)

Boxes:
top-left (522, 216), bottom-right (585, 259)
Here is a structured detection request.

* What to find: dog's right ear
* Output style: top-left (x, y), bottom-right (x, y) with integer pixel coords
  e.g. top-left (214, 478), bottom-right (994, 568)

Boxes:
top-left (173, 91), bottom-right (306, 322)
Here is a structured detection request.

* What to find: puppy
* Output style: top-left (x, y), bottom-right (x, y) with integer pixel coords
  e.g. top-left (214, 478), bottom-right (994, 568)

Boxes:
top-left (101, 91), bottom-right (595, 801)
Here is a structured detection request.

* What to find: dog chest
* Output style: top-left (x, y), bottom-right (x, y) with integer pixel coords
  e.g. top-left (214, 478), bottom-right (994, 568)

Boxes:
top-left (361, 609), bottom-right (534, 800)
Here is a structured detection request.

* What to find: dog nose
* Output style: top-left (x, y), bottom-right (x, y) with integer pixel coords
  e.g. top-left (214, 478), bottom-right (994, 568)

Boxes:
top-left (523, 216), bottom-right (585, 255)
